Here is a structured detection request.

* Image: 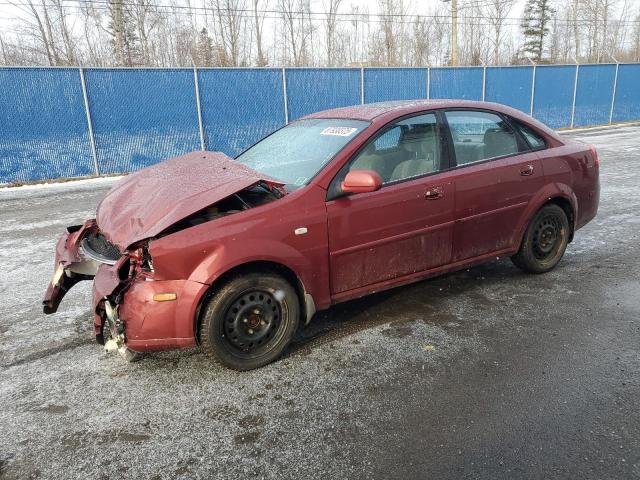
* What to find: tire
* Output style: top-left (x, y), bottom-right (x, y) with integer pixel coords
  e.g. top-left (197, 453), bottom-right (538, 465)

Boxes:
top-left (199, 272), bottom-right (300, 370)
top-left (511, 204), bottom-right (570, 274)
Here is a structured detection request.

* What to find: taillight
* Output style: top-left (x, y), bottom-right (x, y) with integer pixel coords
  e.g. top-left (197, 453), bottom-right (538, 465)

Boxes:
top-left (588, 144), bottom-right (600, 168)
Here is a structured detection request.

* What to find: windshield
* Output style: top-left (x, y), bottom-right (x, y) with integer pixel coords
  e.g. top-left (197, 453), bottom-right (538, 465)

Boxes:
top-left (235, 118), bottom-right (370, 188)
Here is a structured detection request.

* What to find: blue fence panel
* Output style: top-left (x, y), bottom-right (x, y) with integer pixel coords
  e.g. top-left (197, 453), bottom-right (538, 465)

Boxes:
top-left (612, 64), bottom-right (640, 123)
top-left (532, 65), bottom-right (576, 129)
top-left (285, 68), bottom-right (361, 120)
top-left (484, 66), bottom-right (533, 113)
top-left (84, 68), bottom-right (200, 174)
top-left (199, 68), bottom-right (285, 156)
top-left (363, 68), bottom-right (427, 103)
top-left (0, 68), bottom-right (93, 183)
top-left (3, 64), bottom-right (640, 184)
top-left (429, 67), bottom-right (483, 100)
top-left (573, 64), bottom-right (616, 127)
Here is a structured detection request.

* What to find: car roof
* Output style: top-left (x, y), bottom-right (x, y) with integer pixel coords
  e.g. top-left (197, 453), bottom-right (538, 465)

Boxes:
top-left (302, 99), bottom-right (505, 121)
top-left (301, 99), bottom-right (565, 147)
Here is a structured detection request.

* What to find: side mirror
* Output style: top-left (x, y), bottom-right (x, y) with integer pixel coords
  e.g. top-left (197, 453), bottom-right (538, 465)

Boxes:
top-left (340, 169), bottom-right (383, 194)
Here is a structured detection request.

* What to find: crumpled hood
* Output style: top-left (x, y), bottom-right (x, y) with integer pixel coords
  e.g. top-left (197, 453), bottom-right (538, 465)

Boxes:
top-left (96, 151), bottom-right (282, 250)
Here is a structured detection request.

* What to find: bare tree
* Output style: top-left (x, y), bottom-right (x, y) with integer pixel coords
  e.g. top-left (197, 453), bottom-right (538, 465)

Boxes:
top-left (211, 0), bottom-right (246, 66)
top-left (50, 0), bottom-right (76, 64)
top-left (252, 0), bottom-right (268, 66)
top-left (131, 0), bottom-right (160, 65)
top-left (323, 0), bottom-right (342, 66)
top-left (278, 0), bottom-right (314, 66)
top-left (378, 0), bottom-right (400, 66)
top-left (0, 34), bottom-right (8, 64)
top-left (482, 0), bottom-right (515, 65)
top-left (633, 10), bottom-right (640, 62)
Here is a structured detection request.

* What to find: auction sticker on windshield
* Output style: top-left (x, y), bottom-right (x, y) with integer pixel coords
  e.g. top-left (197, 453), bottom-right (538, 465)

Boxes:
top-left (320, 127), bottom-right (358, 136)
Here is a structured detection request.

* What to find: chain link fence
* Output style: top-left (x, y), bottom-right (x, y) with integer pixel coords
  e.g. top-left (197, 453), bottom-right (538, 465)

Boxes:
top-left (1, 63), bottom-right (639, 184)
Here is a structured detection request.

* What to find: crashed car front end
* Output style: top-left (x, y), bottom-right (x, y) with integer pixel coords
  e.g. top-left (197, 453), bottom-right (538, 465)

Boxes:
top-left (43, 218), bottom-right (208, 358)
top-left (42, 151), bottom-right (284, 359)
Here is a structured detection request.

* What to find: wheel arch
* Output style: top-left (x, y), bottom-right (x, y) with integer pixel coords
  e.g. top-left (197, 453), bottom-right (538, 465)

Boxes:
top-left (515, 188), bottom-right (578, 251)
top-left (194, 260), bottom-right (315, 342)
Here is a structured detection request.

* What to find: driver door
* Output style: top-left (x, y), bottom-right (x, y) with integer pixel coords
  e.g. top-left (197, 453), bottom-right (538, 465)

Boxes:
top-left (325, 112), bottom-right (455, 295)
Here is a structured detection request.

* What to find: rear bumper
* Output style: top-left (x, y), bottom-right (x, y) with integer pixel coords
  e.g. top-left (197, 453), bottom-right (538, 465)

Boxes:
top-left (576, 181), bottom-right (600, 231)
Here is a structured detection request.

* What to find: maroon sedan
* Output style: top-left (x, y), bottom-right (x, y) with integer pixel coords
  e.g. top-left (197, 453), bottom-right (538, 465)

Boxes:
top-left (43, 100), bottom-right (600, 370)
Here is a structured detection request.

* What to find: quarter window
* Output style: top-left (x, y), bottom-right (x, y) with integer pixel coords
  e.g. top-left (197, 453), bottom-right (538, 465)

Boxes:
top-left (515, 121), bottom-right (546, 149)
top-left (445, 110), bottom-right (521, 165)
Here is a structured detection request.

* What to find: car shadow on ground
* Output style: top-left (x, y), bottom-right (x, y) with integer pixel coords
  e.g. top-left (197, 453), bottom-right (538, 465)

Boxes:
top-left (284, 257), bottom-right (526, 358)
top-left (67, 257), bottom-right (528, 371)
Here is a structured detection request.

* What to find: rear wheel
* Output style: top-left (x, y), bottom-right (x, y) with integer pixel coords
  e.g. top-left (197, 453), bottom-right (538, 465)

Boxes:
top-left (511, 204), bottom-right (570, 274)
top-left (199, 272), bottom-right (300, 370)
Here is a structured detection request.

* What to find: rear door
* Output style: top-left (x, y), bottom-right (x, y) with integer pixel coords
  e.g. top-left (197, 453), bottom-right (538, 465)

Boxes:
top-left (443, 110), bottom-right (544, 262)
top-left (326, 112), bottom-right (455, 295)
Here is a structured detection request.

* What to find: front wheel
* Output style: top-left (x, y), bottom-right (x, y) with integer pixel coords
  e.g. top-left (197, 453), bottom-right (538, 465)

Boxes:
top-left (199, 272), bottom-right (300, 370)
top-left (511, 204), bottom-right (570, 274)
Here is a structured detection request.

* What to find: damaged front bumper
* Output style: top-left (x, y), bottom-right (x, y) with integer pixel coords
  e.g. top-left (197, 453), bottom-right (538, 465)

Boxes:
top-left (42, 220), bottom-right (102, 314)
top-left (43, 220), bottom-right (208, 353)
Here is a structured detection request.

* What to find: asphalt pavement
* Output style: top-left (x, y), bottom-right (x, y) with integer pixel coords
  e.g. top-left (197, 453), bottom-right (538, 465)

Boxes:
top-left (0, 125), bottom-right (638, 479)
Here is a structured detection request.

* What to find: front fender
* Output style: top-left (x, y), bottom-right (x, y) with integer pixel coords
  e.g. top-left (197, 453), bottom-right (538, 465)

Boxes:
top-left (189, 240), bottom-right (315, 291)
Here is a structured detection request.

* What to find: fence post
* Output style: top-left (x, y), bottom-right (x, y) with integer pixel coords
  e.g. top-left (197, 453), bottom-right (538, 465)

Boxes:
top-left (79, 67), bottom-right (99, 176)
top-left (609, 63), bottom-right (619, 125)
top-left (193, 65), bottom-right (206, 151)
top-left (282, 67), bottom-right (289, 124)
top-left (570, 63), bottom-right (579, 128)
top-left (426, 67), bottom-right (431, 99)
top-left (482, 65), bottom-right (486, 101)
top-left (529, 63), bottom-right (537, 116)
top-left (360, 66), bottom-right (365, 104)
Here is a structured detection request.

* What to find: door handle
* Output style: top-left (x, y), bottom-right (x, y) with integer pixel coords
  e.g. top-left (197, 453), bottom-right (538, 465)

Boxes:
top-left (520, 164), bottom-right (534, 176)
top-left (424, 187), bottom-right (444, 200)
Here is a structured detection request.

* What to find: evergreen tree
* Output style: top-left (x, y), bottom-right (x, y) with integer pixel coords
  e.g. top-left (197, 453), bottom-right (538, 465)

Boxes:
top-left (521, 0), bottom-right (555, 62)
top-left (197, 28), bottom-right (214, 67)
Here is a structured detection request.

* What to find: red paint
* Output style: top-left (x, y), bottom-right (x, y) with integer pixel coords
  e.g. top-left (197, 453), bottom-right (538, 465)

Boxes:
top-left (96, 151), bottom-right (282, 250)
top-left (341, 169), bottom-right (383, 193)
top-left (43, 100), bottom-right (600, 353)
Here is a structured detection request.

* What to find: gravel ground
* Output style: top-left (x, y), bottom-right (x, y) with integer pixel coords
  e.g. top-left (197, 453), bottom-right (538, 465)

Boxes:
top-left (0, 125), bottom-right (639, 480)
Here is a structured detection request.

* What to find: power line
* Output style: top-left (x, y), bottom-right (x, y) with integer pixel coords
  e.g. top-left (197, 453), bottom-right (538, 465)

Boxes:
top-left (1, 0), bottom-right (639, 26)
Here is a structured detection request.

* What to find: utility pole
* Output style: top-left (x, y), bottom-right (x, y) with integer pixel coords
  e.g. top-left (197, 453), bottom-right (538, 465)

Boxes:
top-left (444, 0), bottom-right (458, 66)
top-left (112, 0), bottom-right (125, 66)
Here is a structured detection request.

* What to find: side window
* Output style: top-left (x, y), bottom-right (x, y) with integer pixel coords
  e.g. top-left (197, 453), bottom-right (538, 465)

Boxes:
top-left (347, 113), bottom-right (442, 184)
top-left (515, 121), bottom-right (546, 150)
top-left (374, 127), bottom-right (401, 151)
top-left (445, 110), bottom-right (521, 165)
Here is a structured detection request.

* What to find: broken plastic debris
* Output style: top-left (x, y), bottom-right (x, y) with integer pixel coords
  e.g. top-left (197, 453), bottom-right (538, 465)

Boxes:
top-left (104, 339), bottom-right (119, 352)
top-left (423, 344), bottom-right (436, 351)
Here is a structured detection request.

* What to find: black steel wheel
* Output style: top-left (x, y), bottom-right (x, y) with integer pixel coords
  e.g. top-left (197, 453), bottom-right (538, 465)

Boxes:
top-left (199, 272), bottom-right (300, 370)
top-left (223, 289), bottom-right (283, 355)
top-left (511, 204), bottom-right (570, 274)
